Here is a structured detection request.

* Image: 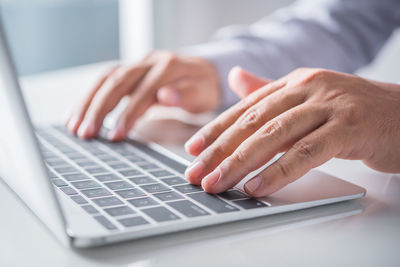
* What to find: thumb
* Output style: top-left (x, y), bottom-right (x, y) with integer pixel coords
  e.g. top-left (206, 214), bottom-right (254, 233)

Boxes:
top-left (228, 66), bottom-right (272, 99)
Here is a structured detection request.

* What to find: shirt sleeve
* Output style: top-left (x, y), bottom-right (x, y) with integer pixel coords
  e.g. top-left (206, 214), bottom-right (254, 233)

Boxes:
top-left (181, 0), bottom-right (400, 109)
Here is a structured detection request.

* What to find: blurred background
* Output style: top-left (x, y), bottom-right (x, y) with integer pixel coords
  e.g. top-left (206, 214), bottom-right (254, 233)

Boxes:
top-left (1, 0), bottom-right (399, 81)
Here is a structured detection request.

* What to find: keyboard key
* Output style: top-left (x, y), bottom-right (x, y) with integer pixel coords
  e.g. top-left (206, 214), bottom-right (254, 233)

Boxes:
top-left (76, 160), bottom-right (98, 167)
top-left (232, 199), bottom-right (268, 209)
top-left (85, 148), bottom-right (105, 155)
top-left (70, 195), bottom-right (88, 204)
top-left (104, 206), bottom-right (135, 217)
top-left (125, 155), bottom-right (145, 163)
top-left (108, 162), bottom-right (131, 170)
top-left (63, 173), bottom-right (90, 182)
top-left (140, 183), bottom-right (170, 193)
top-left (98, 155), bottom-right (119, 163)
top-left (173, 184), bottom-right (203, 194)
top-left (119, 169), bottom-right (143, 177)
top-left (57, 146), bottom-right (76, 153)
top-left (188, 192), bottom-right (239, 213)
top-left (81, 163), bottom-right (102, 170)
top-left (118, 216), bottom-right (149, 228)
top-left (153, 191), bottom-right (184, 202)
top-left (218, 190), bottom-right (248, 200)
top-left (137, 163), bottom-right (159, 170)
top-left (128, 197), bottom-right (159, 208)
top-left (59, 186), bottom-right (78, 195)
top-left (42, 152), bottom-right (59, 159)
top-left (116, 149), bottom-right (135, 156)
top-left (161, 176), bottom-right (187, 186)
top-left (94, 173), bottom-right (122, 182)
top-left (81, 188), bottom-right (112, 198)
top-left (52, 179), bottom-right (68, 187)
top-left (104, 181), bottom-right (134, 191)
top-left (46, 160), bottom-right (69, 167)
top-left (149, 170), bottom-right (173, 177)
top-left (85, 167), bottom-right (108, 174)
top-left (92, 196), bottom-right (123, 207)
top-left (94, 215), bottom-right (117, 230)
top-left (46, 170), bottom-right (58, 178)
top-left (115, 188), bottom-right (146, 199)
top-left (66, 153), bottom-right (87, 161)
top-left (71, 180), bottom-right (101, 190)
top-left (81, 204), bottom-right (99, 214)
top-left (54, 166), bottom-right (78, 174)
top-left (128, 176), bottom-right (156, 185)
top-left (142, 206), bottom-right (180, 222)
top-left (167, 200), bottom-right (209, 217)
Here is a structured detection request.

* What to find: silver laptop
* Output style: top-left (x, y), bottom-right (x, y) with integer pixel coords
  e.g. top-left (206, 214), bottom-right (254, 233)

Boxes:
top-left (0, 23), bottom-right (366, 248)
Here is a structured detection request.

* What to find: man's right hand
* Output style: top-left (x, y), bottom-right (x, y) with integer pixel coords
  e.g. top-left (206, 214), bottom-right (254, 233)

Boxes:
top-left (65, 51), bottom-right (221, 141)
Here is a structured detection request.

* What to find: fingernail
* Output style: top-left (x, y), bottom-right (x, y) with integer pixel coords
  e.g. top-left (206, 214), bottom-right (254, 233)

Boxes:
top-left (77, 119), bottom-right (95, 139)
top-left (201, 168), bottom-right (221, 188)
top-left (184, 160), bottom-right (205, 182)
top-left (184, 133), bottom-right (204, 154)
top-left (67, 116), bottom-right (79, 133)
top-left (244, 175), bottom-right (263, 193)
top-left (108, 123), bottom-right (125, 141)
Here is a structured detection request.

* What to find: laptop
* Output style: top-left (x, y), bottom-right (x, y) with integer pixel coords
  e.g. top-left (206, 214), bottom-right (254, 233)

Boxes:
top-left (0, 22), bottom-right (366, 248)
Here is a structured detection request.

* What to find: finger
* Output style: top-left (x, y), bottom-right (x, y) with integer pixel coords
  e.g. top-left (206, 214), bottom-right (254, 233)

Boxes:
top-left (66, 66), bottom-right (118, 134)
top-left (185, 80), bottom-right (306, 185)
top-left (200, 103), bottom-right (328, 193)
top-left (157, 79), bottom-right (218, 113)
top-left (244, 121), bottom-right (343, 197)
top-left (108, 60), bottom-right (173, 141)
top-left (77, 64), bottom-right (150, 139)
top-left (184, 76), bottom-right (288, 156)
top-left (228, 66), bottom-right (271, 99)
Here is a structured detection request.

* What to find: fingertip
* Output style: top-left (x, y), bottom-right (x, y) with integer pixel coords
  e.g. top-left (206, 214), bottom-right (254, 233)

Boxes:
top-left (77, 119), bottom-right (96, 140)
top-left (157, 86), bottom-right (180, 106)
top-left (66, 116), bottom-right (81, 135)
top-left (200, 168), bottom-right (221, 193)
top-left (244, 175), bottom-right (263, 196)
top-left (228, 66), bottom-right (243, 89)
top-left (108, 125), bottom-right (126, 142)
top-left (184, 160), bottom-right (205, 185)
top-left (184, 133), bottom-right (205, 156)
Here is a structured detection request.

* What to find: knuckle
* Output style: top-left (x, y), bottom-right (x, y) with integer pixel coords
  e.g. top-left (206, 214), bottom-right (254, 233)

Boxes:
top-left (323, 88), bottom-right (346, 102)
top-left (291, 67), bottom-right (310, 76)
top-left (293, 68), bottom-right (330, 86)
top-left (231, 149), bottom-right (249, 165)
top-left (226, 149), bottom-right (251, 173)
top-left (261, 119), bottom-right (282, 137)
top-left (235, 106), bottom-right (262, 130)
top-left (162, 53), bottom-right (178, 67)
top-left (275, 160), bottom-right (291, 179)
top-left (341, 102), bottom-right (362, 126)
top-left (292, 140), bottom-right (314, 162)
top-left (205, 144), bottom-right (226, 161)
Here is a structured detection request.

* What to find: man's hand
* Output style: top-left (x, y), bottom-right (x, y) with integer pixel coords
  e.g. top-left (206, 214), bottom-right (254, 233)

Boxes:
top-left (65, 51), bottom-right (221, 141)
top-left (184, 67), bottom-right (400, 197)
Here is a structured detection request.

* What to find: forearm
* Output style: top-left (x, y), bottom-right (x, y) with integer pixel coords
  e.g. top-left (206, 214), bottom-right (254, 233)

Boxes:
top-left (183, 0), bottom-right (400, 109)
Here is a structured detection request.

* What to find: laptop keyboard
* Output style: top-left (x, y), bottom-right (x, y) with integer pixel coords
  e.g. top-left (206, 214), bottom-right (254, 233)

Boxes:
top-left (36, 126), bottom-right (268, 231)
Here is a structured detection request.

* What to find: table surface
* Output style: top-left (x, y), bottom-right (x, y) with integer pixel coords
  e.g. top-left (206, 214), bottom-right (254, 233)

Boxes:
top-left (1, 63), bottom-right (399, 267)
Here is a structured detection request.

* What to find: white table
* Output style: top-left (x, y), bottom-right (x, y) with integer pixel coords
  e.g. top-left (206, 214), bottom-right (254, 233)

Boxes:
top-left (1, 63), bottom-right (399, 267)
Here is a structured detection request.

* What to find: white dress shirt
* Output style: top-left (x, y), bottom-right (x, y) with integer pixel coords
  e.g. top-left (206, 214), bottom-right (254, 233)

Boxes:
top-left (183, 0), bottom-right (400, 109)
